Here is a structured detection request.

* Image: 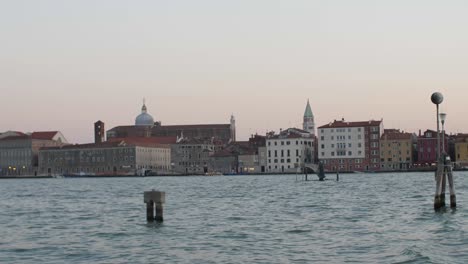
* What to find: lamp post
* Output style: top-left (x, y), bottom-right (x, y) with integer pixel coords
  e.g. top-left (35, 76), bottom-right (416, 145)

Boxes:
top-left (439, 113), bottom-right (447, 154)
top-left (431, 92), bottom-right (456, 209)
top-left (431, 92), bottom-right (443, 161)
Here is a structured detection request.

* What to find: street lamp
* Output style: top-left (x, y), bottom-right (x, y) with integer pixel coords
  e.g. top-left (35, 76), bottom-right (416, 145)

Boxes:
top-left (431, 92), bottom-right (444, 161)
top-left (439, 112), bottom-right (447, 154)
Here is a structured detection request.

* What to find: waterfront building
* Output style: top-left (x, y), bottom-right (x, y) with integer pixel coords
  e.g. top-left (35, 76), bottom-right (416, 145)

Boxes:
top-left (454, 134), bottom-right (468, 168)
top-left (416, 129), bottom-right (448, 166)
top-left (0, 131), bottom-right (68, 176)
top-left (318, 119), bottom-right (383, 172)
top-left (107, 102), bottom-right (235, 144)
top-left (39, 138), bottom-right (171, 176)
top-left (171, 138), bottom-right (219, 175)
top-left (303, 99), bottom-right (315, 136)
top-left (266, 128), bottom-right (315, 173)
top-left (380, 129), bottom-right (414, 171)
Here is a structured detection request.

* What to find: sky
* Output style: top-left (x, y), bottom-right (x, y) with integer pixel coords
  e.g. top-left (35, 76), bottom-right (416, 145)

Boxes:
top-left (1, 0), bottom-right (468, 143)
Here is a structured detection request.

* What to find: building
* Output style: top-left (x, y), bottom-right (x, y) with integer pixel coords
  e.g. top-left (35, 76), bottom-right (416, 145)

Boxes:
top-left (380, 129), bottom-right (414, 171)
top-left (417, 129), bottom-right (448, 165)
top-left (215, 137), bottom-right (267, 174)
top-left (318, 119), bottom-right (383, 172)
top-left (454, 134), bottom-right (468, 168)
top-left (303, 99), bottom-right (315, 136)
top-left (0, 131), bottom-right (68, 176)
top-left (266, 128), bottom-right (315, 173)
top-left (107, 102), bottom-right (235, 144)
top-left (39, 138), bottom-right (172, 176)
top-left (171, 138), bottom-right (219, 175)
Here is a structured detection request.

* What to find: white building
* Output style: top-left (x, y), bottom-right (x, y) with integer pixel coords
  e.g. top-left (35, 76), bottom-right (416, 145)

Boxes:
top-left (266, 128), bottom-right (315, 173)
top-left (318, 119), bottom-right (383, 172)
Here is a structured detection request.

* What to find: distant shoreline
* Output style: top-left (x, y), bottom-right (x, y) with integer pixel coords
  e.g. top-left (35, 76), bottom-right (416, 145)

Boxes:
top-left (1, 169), bottom-right (467, 179)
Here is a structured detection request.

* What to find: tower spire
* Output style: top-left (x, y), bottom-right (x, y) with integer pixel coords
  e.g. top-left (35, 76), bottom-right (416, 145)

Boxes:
top-left (303, 99), bottom-right (315, 136)
top-left (141, 98), bottom-right (147, 112)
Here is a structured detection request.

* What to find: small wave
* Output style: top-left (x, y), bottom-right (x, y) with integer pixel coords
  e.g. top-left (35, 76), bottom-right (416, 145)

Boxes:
top-left (286, 229), bottom-right (311, 234)
top-left (227, 216), bottom-right (245, 221)
top-left (397, 247), bottom-right (432, 264)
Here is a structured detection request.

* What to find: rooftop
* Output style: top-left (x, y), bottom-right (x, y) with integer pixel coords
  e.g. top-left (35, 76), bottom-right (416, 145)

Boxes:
top-left (318, 119), bottom-right (382, 129)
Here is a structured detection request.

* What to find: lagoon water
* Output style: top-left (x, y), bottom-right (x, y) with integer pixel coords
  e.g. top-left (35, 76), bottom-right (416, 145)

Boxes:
top-left (0, 172), bottom-right (467, 264)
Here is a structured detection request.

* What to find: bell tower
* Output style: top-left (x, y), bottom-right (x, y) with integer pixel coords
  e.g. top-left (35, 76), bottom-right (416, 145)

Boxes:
top-left (303, 100), bottom-right (315, 136)
top-left (94, 120), bottom-right (105, 143)
top-left (230, 114), bottom-right (236, 142)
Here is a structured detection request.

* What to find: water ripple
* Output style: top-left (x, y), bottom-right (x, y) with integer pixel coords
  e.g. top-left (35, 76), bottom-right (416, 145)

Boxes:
top-left (0, 172), bottom-right (467, 263)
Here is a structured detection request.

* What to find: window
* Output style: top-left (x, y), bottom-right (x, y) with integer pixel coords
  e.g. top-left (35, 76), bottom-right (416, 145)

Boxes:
top-left (331, 152), bottom-right (335, 156)
top-left (321, 144), bottom-right (325, 149)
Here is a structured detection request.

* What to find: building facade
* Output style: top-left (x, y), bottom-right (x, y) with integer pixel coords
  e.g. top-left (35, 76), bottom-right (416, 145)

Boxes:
top-left (39, 139), bottom-right (171, 176)
top-left (454, 134), bottom-right (468, 167)
top-left (318, 119), bottom-right (383, 172)
top-left (266, 128), bottom-right (315, 173)
top-left (417, 130), bottom-right (448, 165)
top-left (380, 129), bottom-right (414, 171)
top-left (0, 131), bottom-right (68, 176)
top-left (171, 138), bottom-right (217, 175)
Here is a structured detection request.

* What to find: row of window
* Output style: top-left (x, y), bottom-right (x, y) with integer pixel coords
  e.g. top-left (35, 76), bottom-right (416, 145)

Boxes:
top-left (322, 158), bottom-right (379, 164)
top-left (268, 149), bottom-right (301, 158)
top-left (382, 158), bottom-right (411, 162)
top-left (322, 128), bottom-right (363, 133)
top-left (267, 140), bottom-right (313, 146)
top-left (268, 158), bottom-right (299, 164)
top-left (322, 151), bottom-right (362, 157)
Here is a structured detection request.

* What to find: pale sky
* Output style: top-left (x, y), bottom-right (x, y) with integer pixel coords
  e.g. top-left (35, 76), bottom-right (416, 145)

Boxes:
top-left (1, 0), bottom-right (467, 143)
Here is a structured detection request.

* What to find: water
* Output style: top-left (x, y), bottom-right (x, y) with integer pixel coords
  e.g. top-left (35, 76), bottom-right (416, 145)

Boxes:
top-left (0, 172), bottom-right (467, 264)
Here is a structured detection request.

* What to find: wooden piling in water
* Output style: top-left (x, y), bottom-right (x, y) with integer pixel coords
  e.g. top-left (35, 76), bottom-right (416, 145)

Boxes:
top-left (144, 190), bottom-right (166, 222)
top-left (434, 154), bottom-right (456, 210)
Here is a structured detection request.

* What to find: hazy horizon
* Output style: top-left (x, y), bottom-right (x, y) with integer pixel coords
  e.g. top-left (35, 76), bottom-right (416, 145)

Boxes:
top-left (1, 1), bottom-right (467, 143)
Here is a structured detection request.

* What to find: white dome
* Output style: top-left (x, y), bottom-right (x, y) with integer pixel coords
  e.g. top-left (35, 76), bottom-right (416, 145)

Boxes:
top-left (135, 103), bottom-right (154, 126)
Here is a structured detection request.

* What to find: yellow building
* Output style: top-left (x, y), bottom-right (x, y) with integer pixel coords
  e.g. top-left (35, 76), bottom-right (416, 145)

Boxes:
top-left (455, 134), bottom-right (468, 167)
top-left (380, 129), bottom-right (414, 171)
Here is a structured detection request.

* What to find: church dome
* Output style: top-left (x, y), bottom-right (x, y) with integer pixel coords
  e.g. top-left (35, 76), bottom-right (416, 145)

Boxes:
top-left (135, 102), bottom-right (154, 126)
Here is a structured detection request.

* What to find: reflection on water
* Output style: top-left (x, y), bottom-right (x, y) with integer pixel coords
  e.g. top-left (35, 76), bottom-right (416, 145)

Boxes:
top-left (0, 172), bottom-right (467, 264)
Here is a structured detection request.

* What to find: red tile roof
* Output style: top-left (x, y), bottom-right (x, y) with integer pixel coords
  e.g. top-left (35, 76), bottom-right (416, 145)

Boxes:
top-left (31, 131), bottom-right (58, 140)
top-left (107, 136), bottom-right (177, 145)
top-left (318, 120), bottom-right (382, 129)
top-left (381, 131), bottom-right (413, 140)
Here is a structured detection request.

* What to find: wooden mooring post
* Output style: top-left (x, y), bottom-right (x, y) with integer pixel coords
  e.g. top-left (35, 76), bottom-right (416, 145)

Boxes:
top-left (144, 190), bottom-right (166, 222)
top-left (434, 154), bottom-right (456, 209)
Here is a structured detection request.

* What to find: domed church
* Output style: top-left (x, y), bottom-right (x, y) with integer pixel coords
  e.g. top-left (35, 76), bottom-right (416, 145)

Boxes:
top-left (135, 100), bottom-right (155, 126)
top-left (106, 100), bottom-right (236, 144)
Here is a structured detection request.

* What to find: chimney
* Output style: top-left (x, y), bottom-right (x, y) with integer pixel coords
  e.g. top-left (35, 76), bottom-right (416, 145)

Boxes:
top-left (419, 130), bottom-right (421, 137)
